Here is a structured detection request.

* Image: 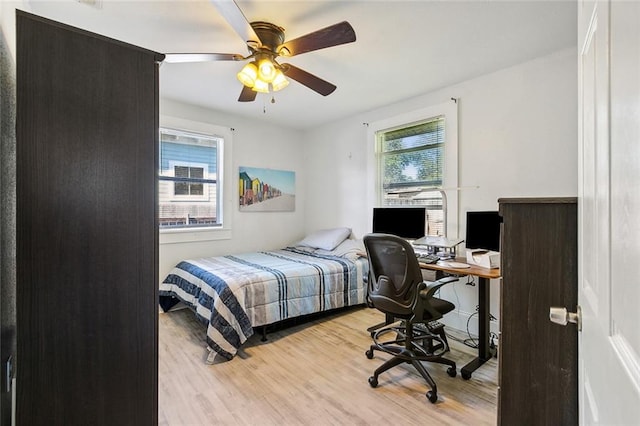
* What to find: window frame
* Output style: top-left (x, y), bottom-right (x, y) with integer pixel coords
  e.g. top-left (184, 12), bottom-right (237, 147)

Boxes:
top-left (158, 115), bottom-right (233, 244)
top-left (366, 101), bottom-right (459, 238)
top-left (168, 160), bottom-right (209, 201)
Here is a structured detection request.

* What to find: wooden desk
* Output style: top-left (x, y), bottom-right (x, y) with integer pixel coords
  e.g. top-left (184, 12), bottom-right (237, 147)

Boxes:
top-left (419, 258), bottom-right (501, 379)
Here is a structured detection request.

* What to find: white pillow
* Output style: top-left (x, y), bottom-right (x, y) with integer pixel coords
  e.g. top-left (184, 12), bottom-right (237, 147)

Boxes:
top-left (297, 227), bottom-right (352, 251)
top-left (315, 238), bottom-right (366, 261)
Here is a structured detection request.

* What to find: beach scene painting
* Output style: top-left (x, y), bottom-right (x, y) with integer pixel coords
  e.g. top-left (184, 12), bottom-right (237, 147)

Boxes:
top-left (238, 166), bottom-right (296, 212)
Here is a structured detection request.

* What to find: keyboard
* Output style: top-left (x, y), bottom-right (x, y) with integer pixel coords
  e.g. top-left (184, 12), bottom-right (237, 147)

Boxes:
top-left (415, 253), bottom-right (440, 264)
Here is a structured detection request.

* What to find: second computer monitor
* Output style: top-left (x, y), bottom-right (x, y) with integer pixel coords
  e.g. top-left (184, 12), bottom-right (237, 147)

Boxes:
top-left (372, 207), bottom-right (426, 240)
top-left (465, 211), bottom-right (501, 252)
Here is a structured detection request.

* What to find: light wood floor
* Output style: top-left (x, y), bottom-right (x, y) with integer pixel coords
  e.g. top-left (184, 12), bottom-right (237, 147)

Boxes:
top-left (159, 305), bottom-right (498, 425)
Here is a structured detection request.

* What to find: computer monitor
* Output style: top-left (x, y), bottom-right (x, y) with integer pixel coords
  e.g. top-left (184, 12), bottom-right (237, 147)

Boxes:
top-left (465, 211), bottom-right (501, 252)
top-left (372, 207), bottom-right (426, 240)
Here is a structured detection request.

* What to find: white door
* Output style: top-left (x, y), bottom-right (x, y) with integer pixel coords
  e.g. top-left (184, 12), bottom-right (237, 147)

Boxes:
top-left (578, 1), bottom-right (640, 424)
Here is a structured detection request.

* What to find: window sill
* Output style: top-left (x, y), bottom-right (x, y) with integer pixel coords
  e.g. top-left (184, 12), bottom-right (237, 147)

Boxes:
top-left (159, 227), bottom-right (231, 245)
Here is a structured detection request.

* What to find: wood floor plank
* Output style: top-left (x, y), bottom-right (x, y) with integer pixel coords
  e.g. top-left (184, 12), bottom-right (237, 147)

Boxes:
top-left (159, 306), bottom-right (498, 425)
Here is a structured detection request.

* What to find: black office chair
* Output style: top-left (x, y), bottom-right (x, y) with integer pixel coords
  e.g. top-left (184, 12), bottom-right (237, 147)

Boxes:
top-left (363, 233), bottom-right (458, 403)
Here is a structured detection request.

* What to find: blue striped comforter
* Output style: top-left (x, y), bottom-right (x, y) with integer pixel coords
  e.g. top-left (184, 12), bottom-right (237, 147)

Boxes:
top-left (160, 247), bottom-right (368, 360)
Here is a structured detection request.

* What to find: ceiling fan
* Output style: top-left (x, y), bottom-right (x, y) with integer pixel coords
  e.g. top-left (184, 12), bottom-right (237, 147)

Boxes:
top-left (164, 0), bottom-right (356, 102)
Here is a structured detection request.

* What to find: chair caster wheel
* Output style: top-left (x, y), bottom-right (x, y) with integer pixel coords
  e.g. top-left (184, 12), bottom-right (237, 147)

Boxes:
top-left (368, 376), bottom-right (378, 388)
top-left (447, 366), bottom-right (457, 377)
top-left (365, 349), bottom-right (374, 359)
top-left (426, 390), bottom-right (438, 403)
top-left (461, 370), bottom-right (472, 380)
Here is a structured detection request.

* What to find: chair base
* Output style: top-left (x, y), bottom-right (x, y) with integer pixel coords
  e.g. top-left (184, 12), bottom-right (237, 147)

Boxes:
top-left (365, 321), bottom-right (457, 403)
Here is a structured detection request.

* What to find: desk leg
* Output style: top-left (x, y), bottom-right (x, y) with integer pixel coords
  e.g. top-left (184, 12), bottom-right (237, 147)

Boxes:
top-left (461, 276), bottom-right (494, 379)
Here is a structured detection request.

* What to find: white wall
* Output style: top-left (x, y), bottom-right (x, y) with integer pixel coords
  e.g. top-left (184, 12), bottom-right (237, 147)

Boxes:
top-left (0, 3), bottom-right (17, 60)
top-left (300, 119), bottom-right (370, 236)
top-left (302, 47), bottom-right (578, 335)
top-left (158, 99), bottom-right (306, 282)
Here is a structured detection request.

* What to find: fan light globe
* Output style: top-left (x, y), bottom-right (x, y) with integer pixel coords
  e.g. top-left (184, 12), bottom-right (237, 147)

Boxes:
top-left (237, 62), bottom-right (258, 87)
top-left (271, 70), bottom-right (289, 92)
top-left (252, 78), bottom-right (270, 93)
top-left (257, 58), bottom-right (277, 83)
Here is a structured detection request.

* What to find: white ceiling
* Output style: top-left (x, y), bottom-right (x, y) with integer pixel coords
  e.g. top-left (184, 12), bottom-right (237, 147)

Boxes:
top-left (24, 0), bottom-right (577, 130)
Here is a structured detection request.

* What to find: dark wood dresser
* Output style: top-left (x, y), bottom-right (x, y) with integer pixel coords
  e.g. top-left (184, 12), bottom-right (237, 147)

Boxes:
top-left (17, 12), bottom-right (160, 424)
top-left (497, 197), bottom-right (578, 426)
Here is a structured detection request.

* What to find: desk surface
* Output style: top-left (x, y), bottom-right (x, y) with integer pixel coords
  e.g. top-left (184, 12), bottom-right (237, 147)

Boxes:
top-left (419, 257), bottom-right (501, 279)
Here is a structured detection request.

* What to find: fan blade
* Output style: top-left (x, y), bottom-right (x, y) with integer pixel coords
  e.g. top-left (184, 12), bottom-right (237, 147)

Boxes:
top-left (238, 85), bottom-right (257, 102)
top-left (278, 21), bottom-right (356, 57)
top-left (281, 64), bottom-right (336, 96)
top-left (211, 0), bottom-right (262, 45)
top-left (164, 53), bottom-right (244, 63)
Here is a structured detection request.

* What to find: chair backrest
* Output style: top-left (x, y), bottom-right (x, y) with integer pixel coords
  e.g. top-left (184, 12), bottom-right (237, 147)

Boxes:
top-left (363, 233), bottom-right (424, 317)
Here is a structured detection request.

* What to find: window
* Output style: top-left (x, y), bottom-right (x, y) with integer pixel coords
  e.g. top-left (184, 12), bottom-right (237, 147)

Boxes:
top-left (170, 163), bottom-right (206, 198)
top-left (159, 128), bottom-right (221, 229)
top-left (376, 117), bottom-right (446, 236)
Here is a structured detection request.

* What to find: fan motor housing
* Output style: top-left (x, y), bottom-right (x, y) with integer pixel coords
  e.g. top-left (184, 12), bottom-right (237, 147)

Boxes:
top-left (250, 21), bottom-right (285, 54)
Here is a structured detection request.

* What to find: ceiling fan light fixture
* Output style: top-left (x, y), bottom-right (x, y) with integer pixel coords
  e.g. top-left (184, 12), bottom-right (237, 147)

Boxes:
top-left (252, 78), bottom-right (270, 93)
top-left (271, 69), bottom-right (289, 92)
top-left (173, 2), bottom-right (356, 102)
top-left (257, 58), bottom-right (277, 83)
top-left (237, 62), bottom-right (258, 88)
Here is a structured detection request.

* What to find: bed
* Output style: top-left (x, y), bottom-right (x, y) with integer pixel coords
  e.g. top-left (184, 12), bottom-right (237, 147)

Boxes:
top-left (159, 228), bottom-right (368, 362)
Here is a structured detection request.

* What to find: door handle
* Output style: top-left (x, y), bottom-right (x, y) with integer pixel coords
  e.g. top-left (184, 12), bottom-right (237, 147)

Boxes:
top-left (549, 305), bottom-right (582, 331)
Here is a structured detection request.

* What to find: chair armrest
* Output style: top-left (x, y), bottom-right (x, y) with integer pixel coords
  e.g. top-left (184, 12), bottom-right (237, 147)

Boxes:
top-left (413, 276), bottom-right (459, 321)
top-left (419, 276), bottom-right (459, 300)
